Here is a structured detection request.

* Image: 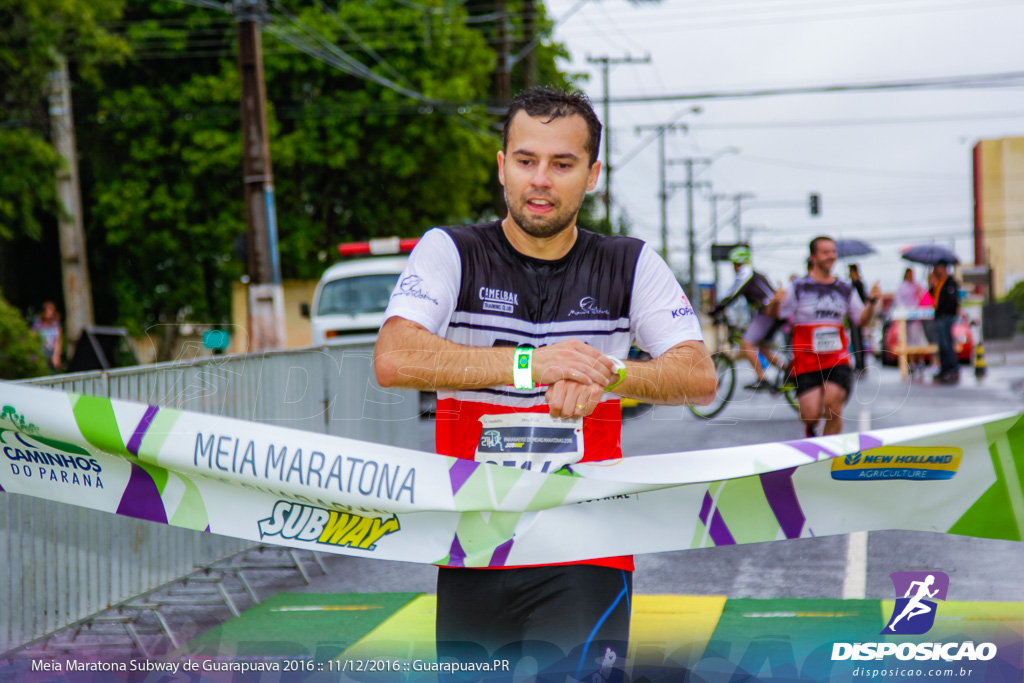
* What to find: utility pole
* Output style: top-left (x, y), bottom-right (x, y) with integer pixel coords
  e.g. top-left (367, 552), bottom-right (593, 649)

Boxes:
top-left (709, 193), bottom-right (730, 298)
top-left (235, 0), bottom-right (285, 351)
top-left (668, 158), bottom-right (712, 304)
top-left (490, 0), bottom-right (512, 215)
top-left (494, 0), bottom-right (511, 106)
top-left (730, 192), bottom-right (756, 242)
top-left (48, 53), bottom-right (94, 350)
top-left (522, 0), bottom-right (536, 87)
top-left (587, 54), bottom-right (650, 227)
top-left (634, 123), bottom-right (687, 262)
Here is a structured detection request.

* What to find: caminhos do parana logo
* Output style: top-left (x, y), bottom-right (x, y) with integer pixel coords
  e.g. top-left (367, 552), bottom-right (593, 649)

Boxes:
top-left (258, 501), bottom-right (400, 551)
top-left (0, 405), bottom-right (39, 435)
top-left (831, 446), bottom-right (962, 481)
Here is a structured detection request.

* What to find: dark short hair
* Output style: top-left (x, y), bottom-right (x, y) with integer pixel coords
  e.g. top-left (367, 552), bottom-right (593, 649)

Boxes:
top-left (503, 87), bottom-right (602, 166)
top-left (809, 236), bottom-right (835, 256)
top-left (848, 264), bottom-right (859, 274)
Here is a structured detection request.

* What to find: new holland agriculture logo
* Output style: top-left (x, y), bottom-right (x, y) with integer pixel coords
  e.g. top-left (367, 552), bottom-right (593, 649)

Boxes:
top-left (831, 447), bottom-right (962, 481)
top-left (832, 572), bottom-right (997, 662)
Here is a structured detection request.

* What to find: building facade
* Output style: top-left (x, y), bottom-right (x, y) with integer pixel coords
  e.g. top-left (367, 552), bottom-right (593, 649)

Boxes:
top-left (973, 136), bottom-right (1024, 298)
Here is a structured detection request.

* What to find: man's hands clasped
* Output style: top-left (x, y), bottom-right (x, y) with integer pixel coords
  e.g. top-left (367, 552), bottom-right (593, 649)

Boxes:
top-left (530, 339), bottom-right (618, 420)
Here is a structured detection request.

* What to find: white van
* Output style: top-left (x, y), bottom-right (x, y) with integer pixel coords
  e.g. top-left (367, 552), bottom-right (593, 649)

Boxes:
top-left (306, 237), bottom-right (417, 345)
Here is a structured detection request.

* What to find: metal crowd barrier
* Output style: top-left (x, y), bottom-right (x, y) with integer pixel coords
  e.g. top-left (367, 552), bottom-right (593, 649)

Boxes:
top-left (1, 341), bottom-right (421, 654)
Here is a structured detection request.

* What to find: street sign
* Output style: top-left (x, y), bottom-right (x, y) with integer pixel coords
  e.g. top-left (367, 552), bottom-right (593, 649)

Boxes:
top-left (711, 243), bottom-right (749, 262)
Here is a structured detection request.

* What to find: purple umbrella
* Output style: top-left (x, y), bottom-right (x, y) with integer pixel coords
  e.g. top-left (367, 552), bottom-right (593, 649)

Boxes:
top-left (834, 238), bottom-right (876, 259)
top-left (901, 244), bottom-right (960, 265)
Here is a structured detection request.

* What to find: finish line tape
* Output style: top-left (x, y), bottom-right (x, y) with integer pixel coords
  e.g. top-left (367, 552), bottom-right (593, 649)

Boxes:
top-left (1, 382), bottom-right (1021, 567)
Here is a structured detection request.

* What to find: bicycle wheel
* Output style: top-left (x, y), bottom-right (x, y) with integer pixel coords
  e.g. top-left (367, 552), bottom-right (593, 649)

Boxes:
top-left (776, 365), bottom-right (800, 413)
top-left (690, 352), bottom-right (736, 419)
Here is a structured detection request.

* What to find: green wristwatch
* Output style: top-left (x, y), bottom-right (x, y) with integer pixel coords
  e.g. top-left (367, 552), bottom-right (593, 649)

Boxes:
top-left (604, 355), bottom-right (626, 392)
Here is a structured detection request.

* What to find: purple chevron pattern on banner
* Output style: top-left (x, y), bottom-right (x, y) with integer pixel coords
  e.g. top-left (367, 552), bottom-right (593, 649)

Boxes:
top-left (115, 462), bottom-right (168, 524)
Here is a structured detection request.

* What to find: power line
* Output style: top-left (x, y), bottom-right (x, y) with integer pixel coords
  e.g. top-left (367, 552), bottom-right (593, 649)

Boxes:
top-left (309, 0), bottom-right (413, 88)
top-left (734, 154), bottom-right (962, 181)
top-left (598, 72), bottom-right (1024, 105)
top-left (115, 13), bottom-right (537, 57)
top-left (689, 110), bottom-right (1024, 130)
top-left (265, 2), bottom-right (433, 104)
top-left (587, 53), bottom-right (651, 224)
top-left (113, 0), bottom-right (1022, 47)
top-left (102, 15), bottom-right (235, 27)
top-left (554, 0), bottom-right (1022, 35)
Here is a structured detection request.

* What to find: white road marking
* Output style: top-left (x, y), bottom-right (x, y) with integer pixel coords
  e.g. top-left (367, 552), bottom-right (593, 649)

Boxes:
top-left (842, 399), bottom-right (872, 599)
top-left (842, 531), bottom-right (869, 599)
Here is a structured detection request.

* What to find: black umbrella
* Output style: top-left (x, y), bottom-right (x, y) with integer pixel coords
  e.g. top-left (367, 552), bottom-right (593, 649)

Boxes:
top-left (901, 244), bottom-right (960, 265)
top-left (834, 238), bottom-right (876, 259)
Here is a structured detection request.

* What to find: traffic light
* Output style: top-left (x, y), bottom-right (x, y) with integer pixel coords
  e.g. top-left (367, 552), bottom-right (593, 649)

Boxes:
top-left (809, 193), bottom-right (820, 216)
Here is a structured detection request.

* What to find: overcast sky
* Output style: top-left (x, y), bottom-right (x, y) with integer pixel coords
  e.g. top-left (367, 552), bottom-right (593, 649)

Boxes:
top-left (543, 0), bottom-right (1024, 296)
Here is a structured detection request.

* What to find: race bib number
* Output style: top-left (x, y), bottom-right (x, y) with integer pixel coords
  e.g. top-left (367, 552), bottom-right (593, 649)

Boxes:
top-left (475, 413), bottom-right (584, 474)
top-left (812, 326), bottom-right (843, 353)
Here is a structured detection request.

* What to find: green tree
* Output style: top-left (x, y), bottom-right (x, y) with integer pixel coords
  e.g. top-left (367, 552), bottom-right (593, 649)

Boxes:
top-left (263, 0), bottom-right (498, 277)
top-left (74, 0), bottom-right (543, 341)
top-left (0, 0), bottom-right (128, 241)
top-left (6, 0), bottom-right (576, 350)
top-left (1005, 279), bottom-right (1024, 331)
top-left (0, 293), bottom-right (49, 379)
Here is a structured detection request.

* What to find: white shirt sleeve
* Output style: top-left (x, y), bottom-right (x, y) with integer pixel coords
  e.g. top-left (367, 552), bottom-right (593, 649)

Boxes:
top-left (778, 281), bottom-right (798, 320)
top-left (630, 244), bottom-right (705, 358)
top-left (381, 228), bottom-right (461, 335)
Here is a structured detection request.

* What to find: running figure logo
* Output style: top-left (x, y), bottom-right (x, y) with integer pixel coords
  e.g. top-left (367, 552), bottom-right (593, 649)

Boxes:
top-left (882, 571), bottom-right (949, 635)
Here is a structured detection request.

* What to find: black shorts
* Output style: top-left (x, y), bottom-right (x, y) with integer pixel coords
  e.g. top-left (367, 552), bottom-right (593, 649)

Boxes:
top-left (794, 363), bottom-right (854, 398)
top-left (436, 565), bottom-right (631, 681)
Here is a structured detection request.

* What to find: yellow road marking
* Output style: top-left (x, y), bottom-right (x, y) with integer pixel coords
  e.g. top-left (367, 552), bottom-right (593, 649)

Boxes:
top-left (271, 605), bottom-right (384, 612)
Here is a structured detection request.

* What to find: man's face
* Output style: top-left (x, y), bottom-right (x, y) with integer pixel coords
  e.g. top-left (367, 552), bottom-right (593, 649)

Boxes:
top-left (811, 239), bottom-right (837, 274)
top-left (498, 111), bottom-right (600, 239)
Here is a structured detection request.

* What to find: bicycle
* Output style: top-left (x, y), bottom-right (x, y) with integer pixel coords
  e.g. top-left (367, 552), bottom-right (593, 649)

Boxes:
top-left (690, 312), bottom-right (799, 419)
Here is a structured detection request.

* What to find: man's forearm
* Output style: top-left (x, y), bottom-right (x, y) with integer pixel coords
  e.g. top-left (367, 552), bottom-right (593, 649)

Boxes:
top-left (375, 318), bottom-right (514, 391)
top-left (859, 304), bottom-right (876, 328)
top-left (613, 341), bottom-right (718, 406)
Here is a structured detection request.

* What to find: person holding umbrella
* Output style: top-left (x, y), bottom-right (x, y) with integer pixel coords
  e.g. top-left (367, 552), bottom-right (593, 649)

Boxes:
top-left (901, 244), bottom-right (961, 383)
top-left (932, 259), bottom-right (961, 384)
top-left (847, 264), bottom-right (868, 375)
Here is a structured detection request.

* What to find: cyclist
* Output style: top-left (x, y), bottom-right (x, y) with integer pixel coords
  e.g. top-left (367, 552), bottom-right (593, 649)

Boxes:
top-left (768, 236), bottom-right (881, 437)
top-left (711, 245), bottom-right (787, 392)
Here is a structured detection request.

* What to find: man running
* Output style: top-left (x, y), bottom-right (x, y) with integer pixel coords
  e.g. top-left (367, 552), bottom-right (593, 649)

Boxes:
top-left (711, 245), bottom-right (786, 392)
top-left (374, 87), bottom-right (716, 677)
top-left (888, 574), bottom-right (940, 631)
top-left (768, 236), bottom-right (880, 437)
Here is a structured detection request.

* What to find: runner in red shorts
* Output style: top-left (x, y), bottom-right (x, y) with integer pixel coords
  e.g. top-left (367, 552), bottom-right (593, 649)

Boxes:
top-left (768, 236), bottom-right (880, 437)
